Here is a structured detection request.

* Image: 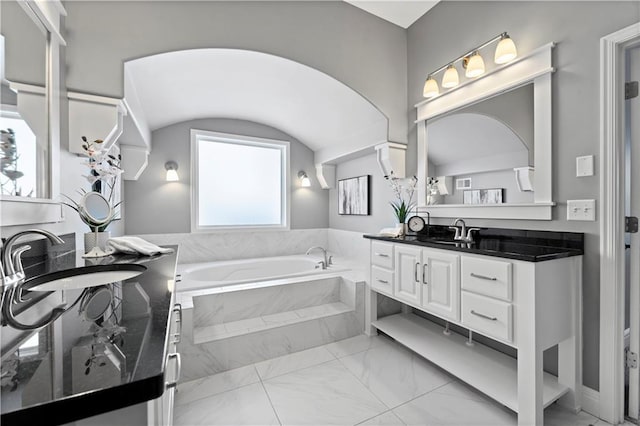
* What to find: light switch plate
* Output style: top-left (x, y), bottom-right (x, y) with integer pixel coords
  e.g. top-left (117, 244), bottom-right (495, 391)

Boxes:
top-left (576, 155), bottom-right (594, 177)
top-left (567, 199), bottom-right (596, 221)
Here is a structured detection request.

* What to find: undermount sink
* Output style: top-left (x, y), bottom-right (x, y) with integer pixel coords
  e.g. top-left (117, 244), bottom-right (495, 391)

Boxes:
top-left (420, 238), bottom-right (475, 246)
top-left (24, 264), bottom-right (147, 292)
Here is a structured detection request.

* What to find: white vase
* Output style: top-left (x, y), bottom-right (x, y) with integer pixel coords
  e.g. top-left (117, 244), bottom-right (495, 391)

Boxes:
top-left (84, 231), bottom-right (111, 253)
top-left (397, 222), bottom-right (408, 237)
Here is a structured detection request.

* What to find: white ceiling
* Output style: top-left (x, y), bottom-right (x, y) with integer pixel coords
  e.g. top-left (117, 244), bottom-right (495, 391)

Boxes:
top-left (124, 49), bottom-right (388, 163)
top-left (344, 1), bottom-right (439, 28)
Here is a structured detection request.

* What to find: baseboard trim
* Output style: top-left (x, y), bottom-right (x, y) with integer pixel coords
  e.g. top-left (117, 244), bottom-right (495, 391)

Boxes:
top-left (582, 386), bottom-right (600, 418)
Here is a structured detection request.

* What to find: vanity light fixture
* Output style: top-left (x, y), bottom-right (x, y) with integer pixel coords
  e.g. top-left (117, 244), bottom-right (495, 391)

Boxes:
top-left (421, 32), bottom-right (518, 99)
top-left (464, 51), bottom-right (485, 78)
top-left (298, 171), bottom-right (311, 187)
top-left (495, 34), bottom-right (518, 64)
top-left (423, 76), bottom-right (439, 98)
top-left (165, 161), bottom-right (179, 182)
top-left (441, 64), bottom-right (460, 88)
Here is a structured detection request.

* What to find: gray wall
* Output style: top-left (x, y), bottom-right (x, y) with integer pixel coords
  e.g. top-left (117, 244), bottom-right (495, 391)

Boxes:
top-left (1, 0), bottom-right (46, 85)
top-left (125, 118), bottom-right (329, 234)
top-left (63, 1), bottom-right (408, 144)
top-left (407, 1), bottom-right (640, 390)
top-left (329, 153), bottom-right (399, 233)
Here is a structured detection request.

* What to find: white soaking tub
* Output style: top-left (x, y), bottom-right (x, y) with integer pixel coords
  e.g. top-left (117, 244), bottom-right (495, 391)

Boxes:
top-left (177, 255), bottom-right (343, 292)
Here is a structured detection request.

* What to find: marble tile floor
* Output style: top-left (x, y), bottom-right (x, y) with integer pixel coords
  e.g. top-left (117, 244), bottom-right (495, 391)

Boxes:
top-left (174, 333), bottom-right (609, 426)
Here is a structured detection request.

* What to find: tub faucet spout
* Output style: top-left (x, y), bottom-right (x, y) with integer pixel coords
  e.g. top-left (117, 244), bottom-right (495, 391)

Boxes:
top-left (306, 246), bottom-right (331, 269)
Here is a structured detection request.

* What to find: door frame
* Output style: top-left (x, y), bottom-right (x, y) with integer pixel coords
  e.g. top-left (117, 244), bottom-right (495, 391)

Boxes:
top-left (600, 21), bottom-right (640, 425)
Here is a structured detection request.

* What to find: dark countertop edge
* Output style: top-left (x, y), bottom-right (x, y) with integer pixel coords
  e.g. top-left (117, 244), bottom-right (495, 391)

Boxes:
top-left (1, 375), bottom-right (164, 426)
top-left (1, 245), bottom-right (180, 426)
top-left (363, 235), bottom-right (583, 262)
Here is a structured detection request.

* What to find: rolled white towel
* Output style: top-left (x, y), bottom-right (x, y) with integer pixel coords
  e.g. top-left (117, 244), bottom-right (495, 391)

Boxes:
top-left (106, 236), bottom-right (174, 256)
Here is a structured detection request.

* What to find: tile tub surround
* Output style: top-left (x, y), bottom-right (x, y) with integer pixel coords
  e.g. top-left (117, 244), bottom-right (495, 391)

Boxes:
top-left (177, 276), bottom-right (365, 381)
top-left (173, 334), bottom-right (606, 426)
top-left (139, 228), bottom-right (372, 265)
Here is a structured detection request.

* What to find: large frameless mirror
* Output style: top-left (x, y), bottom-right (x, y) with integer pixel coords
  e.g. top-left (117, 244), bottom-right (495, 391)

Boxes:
top-left (0, 0), bottom-right (48, 199)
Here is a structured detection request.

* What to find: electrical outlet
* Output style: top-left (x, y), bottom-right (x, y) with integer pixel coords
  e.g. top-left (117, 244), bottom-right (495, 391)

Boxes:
top-left (567, 199), bottom-right (596, 221)
top-left (576, 155), bottom-right (594, 177)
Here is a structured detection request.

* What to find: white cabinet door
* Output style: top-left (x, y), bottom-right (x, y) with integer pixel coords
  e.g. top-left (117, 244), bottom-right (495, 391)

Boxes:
top-left (421, 249), bottom-right (460, 321)
top-left (394, 245), bottom-right (422, 305)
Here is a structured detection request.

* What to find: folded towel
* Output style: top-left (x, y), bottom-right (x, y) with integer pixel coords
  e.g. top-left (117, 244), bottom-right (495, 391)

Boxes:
top-left (378, 226), bottom-right (403, 238)
top-left (106, 236), bottom-right (174, 256)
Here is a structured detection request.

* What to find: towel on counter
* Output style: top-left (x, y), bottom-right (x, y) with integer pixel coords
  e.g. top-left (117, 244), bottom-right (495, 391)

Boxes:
top-left (106, 236), bottom-right (174, 256)
top-left (378, 226), bottom-right (404, 238)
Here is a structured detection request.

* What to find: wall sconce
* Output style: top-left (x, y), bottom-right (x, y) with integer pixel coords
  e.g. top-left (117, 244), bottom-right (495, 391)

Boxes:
top-left (298, 171), bottom-right (311, 187)
top-left (165, 161), bottom-right (179, 182)
top-left (422, 32), bottom-right (518, 99)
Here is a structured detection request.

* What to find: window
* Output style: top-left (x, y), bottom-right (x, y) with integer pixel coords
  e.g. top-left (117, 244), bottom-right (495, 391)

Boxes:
top-left (191, 130), bottom-right (289, 231)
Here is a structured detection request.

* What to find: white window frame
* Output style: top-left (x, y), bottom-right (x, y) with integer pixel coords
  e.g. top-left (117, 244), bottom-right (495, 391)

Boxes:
top-left (190, 129), bottom-right (290, 232)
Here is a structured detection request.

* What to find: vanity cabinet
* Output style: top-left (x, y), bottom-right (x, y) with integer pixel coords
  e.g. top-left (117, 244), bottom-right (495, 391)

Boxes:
top-left (370, 242), bottom-right (394, 296)
top-left (394, 246), bottom-right (460, 321)
top-left (394, 245), bottom-right (421, 305)
top-left (421, 250), bottom-right (460, 322)
top-left (365, 237), bottom-right (582, 426)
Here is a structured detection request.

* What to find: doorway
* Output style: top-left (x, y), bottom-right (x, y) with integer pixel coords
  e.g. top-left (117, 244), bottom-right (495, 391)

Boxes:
top-left (626, 44), bottom-right (640, 423)
top-left (599, 22), bottom-right (640, 426)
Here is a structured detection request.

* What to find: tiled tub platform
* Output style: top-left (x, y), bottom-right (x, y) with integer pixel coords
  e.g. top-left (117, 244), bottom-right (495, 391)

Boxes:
top-left (176, 274), bottom-right (365, 382)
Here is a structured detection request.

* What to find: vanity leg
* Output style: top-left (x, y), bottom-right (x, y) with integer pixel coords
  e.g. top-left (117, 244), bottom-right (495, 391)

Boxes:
top-left (517, 347), bottom-right (544, 426)
top-left (558, 336), bottom-right (581, 412)
top-left (518, 269), bottom-right (543, 426)
top-left (365, 286), bottom-right (377, 336)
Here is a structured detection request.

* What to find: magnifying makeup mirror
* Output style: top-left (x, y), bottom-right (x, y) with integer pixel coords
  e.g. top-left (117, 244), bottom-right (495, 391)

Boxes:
top-left (80, 192), bottom-right (114, 258)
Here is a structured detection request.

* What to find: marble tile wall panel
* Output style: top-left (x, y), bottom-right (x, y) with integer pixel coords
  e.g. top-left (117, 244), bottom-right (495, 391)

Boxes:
top-left (193, 277), bottom-right (341, 326)
top-left (178, 299), bottom-right (363, 382)
top-left (139, 229), bottom-right (328, 264)
top-left (327, 229), bottom-right (369, 269)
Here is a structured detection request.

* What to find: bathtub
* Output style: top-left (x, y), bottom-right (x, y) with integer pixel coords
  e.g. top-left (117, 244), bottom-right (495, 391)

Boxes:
top-left (177, 255), bottom-right (344, 292)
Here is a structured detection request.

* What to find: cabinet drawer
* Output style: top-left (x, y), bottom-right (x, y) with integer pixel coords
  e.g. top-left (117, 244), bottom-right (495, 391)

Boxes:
top-left (371, 242), bottom-right (394, 269)
top-left (371, 266), bottom-right (394, 296)
top-left (461, 256), bottom-right (512, 301)
top-left (461, 291), bottom-right (513, 343)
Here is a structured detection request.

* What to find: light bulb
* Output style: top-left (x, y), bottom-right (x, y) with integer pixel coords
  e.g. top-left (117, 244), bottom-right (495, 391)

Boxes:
top-left (495, 34), bottom-right (517, 64)
top-left (166, 169), bottom-right (179, 182)
top-left (423, 76), bottom-right (439, 98)
top-left (465, 52), bottom-right (485, 78)
top-left (442, 64), bottom-right (459, 88)
top-left (298, 171), bottom-right (311, 187)
top-left (165, 161), bottom-right (179, 182)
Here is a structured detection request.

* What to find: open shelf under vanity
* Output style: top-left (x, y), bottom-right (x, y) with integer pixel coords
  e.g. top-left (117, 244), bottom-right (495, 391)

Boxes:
top-left (372, 313), bottom-right (569, 413)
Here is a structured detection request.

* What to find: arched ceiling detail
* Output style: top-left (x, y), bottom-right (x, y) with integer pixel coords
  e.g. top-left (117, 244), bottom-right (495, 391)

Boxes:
top-left (123, 49), bottom-right (388, 164)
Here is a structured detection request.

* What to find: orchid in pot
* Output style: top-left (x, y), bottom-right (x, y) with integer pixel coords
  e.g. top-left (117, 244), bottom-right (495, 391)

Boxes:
top-left (386, 174), bottom-right (418, 236)
top-left (61, 137), bottom-right (123, 256)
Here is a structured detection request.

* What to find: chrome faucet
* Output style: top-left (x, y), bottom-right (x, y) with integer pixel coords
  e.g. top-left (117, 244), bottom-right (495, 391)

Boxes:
top-left (305, 246), bottom-right (332, 269)
top-left (0, 229), bottom-right (66, 330)
top-left (1, 229), bottom-right (65, 288)
top-left (449, 219), bottom-right (480, 243)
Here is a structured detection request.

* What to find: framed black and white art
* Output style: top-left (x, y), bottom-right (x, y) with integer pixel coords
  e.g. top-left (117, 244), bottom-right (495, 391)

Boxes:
top-left (338, 175), bottom-right (370, 215)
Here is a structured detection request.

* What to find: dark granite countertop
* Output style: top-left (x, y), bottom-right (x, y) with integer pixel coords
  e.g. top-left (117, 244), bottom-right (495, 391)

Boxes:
top-left (364, 226), bottom-right (583, 262)
top-left (0, 235), bottom-right (179, 426)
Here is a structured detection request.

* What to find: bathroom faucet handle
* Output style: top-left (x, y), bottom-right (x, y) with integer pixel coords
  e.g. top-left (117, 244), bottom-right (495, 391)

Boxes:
top-left (465, 228), bottom-right (481, 242)
top-left (11, 245), bottom-right (31, 279)
top-left (448, 226), bottom-right (462, 241)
